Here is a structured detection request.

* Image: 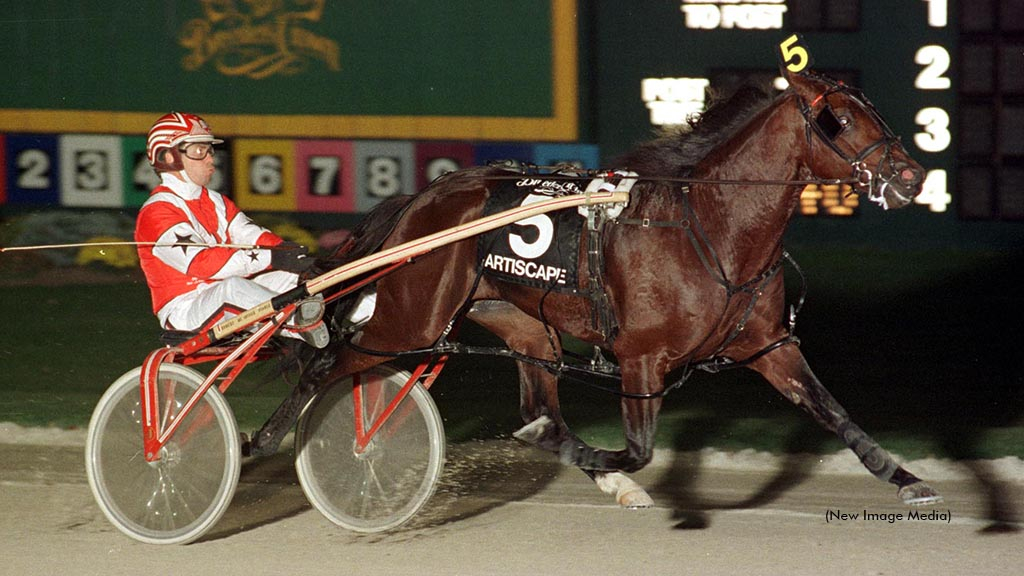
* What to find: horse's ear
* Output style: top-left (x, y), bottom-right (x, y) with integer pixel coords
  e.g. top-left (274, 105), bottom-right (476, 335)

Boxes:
top-left (782, 67), bottom-right (820, 101)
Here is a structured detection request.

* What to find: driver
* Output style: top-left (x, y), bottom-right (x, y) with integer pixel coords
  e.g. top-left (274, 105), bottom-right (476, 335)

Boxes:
top-left (134, 111), bottom-right (329, 348)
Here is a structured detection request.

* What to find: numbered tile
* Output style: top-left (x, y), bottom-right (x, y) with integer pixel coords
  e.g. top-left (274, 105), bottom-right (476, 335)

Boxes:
top-left (915, 169), bottom-right (951, 213)
top-left (232, 139), bottom-right (296, 211)
top-left (353, 141), bottom-right (414, 211)
top-left (123, 135), bottom-right (156, 207)
top-left (209, 140), bottom-right (232, 197)
top-left (121, 135), bottom-right (238, 204)
top-left (415, 142), bottom-right (475, 190)
top-left (295, 140), bottom-right (355, 213)
top-left (474, 143), bottom-right (534, 169)
top-left (5, 134), bottom-right (60, 205)
top-left (60, 135), bottom-right (123, 208)
top-left (532, 143), bottom-right (600, 170)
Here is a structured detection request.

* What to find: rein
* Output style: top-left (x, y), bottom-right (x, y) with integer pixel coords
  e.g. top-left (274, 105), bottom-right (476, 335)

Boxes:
top-left (483, 168), bottom-right (858, 189)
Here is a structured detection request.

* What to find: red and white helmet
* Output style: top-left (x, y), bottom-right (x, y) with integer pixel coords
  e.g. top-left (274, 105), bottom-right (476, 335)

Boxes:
top-left (146, 112), bottom-right (223, 171)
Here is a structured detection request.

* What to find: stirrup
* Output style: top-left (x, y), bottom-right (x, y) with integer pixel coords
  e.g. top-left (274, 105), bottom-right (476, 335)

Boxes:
top-left (286, 294), bottom-right (325, 329)
top-left (297, 321), bottom-right (330, 349)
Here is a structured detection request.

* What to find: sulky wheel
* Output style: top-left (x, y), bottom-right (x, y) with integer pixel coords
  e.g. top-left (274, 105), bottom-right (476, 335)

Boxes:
top-left (85, 363), bottom-right (241, 545)
top-left (295, 365), bottom-right (445, 533)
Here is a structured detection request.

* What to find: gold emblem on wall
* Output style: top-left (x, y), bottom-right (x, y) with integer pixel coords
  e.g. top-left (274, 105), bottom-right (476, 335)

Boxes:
top-left (180, 0), bottom-right (340, 79)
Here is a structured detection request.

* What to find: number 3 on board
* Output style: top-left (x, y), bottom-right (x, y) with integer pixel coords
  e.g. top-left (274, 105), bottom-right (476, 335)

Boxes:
top-left (778, 34), bottom-right (813, 74)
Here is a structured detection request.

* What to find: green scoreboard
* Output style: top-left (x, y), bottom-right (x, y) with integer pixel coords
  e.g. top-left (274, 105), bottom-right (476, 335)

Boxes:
top-left (0, 0), bottom-right (576, 141)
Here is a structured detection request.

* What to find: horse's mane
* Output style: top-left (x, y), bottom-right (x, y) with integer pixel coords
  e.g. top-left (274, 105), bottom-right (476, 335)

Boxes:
top-left (614, 83), bottom-right (776, 176)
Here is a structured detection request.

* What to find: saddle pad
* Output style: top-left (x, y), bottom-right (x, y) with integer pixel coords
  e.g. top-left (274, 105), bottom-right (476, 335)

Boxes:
top-left (478, 177), bottom-right (584, 292)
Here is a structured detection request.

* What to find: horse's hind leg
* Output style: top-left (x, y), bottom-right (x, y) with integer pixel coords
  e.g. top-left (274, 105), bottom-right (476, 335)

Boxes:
top-left (750, 344), bottom-right (942, 505)
top-left (467, 300), bottom-right (654, 508)
top-left (467, 300), bottom-right (570, 449)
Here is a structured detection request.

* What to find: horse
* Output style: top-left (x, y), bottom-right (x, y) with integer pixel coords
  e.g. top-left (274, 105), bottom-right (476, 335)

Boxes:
top-left (251, 65), bottom-right (940, 509)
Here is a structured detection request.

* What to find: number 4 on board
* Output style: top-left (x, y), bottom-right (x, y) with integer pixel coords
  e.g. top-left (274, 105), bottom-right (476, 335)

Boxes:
top-left (915, 169), bottom-right (951, 213)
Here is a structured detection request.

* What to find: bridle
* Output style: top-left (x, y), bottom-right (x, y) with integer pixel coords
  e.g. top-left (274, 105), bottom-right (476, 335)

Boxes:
top-left (797, 77), bottom-right (913, 207)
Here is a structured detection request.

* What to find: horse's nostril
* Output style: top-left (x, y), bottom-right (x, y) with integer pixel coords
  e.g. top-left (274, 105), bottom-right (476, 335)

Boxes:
top-left (900, 168), bottom-right (918, 184)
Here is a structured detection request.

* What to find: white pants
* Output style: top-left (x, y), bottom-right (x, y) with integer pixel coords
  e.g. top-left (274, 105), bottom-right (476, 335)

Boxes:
top-left (158, 271), bottom-right (301, 332)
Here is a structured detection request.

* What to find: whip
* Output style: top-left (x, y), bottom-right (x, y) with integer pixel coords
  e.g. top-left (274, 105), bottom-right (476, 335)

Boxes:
top-left (0, 241), bottom-right (295, 253)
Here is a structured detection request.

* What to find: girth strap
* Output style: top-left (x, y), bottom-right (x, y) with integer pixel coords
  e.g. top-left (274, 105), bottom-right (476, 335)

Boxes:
top-left (583, 214), bottom-right (618, 343)
top-left (616, 187), bottom-right (738, 295)
top-left (613, 185), bottom-right (798, 360)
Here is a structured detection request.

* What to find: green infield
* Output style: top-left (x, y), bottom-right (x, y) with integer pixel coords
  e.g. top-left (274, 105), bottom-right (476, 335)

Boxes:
top-left (0, 246), bottom-right (1021, 462)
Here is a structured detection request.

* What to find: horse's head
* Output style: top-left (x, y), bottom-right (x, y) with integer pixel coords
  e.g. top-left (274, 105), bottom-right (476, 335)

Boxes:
top-left (784, 71), bottom-right (924, 210)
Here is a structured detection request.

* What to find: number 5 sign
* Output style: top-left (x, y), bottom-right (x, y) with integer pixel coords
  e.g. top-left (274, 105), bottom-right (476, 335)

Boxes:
top-left (778, 34), bottom-right (814, 74)
top-left (509, 194), bottom-right (555, 259)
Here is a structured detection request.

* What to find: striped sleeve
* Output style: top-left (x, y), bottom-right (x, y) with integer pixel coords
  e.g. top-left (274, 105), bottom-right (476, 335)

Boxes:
top-left (221, 192), bottom-right (283, 248)
top-left (141, 201), bottom-right (273, 280)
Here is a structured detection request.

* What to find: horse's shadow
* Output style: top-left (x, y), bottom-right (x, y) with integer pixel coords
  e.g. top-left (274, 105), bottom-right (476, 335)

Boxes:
top-left (651, 416), bottom-right (827, 530)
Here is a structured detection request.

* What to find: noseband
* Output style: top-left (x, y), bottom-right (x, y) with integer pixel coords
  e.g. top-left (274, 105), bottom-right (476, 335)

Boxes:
top-left (798, 81), bottom-right (912, 207)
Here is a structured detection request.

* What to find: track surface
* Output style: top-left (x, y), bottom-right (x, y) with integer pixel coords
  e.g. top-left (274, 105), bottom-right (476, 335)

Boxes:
top-left (2, 438), bottom-right (1021, 576)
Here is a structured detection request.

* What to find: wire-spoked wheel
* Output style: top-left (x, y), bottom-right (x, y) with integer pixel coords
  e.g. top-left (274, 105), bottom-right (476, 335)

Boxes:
top-left (85, 363), bottom-right (241, 545)
top-left (295, 365), bottom-right (445, 533)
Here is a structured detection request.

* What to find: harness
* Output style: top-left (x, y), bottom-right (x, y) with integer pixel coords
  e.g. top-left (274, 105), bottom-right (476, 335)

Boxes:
top-left (797, 77), bottom-right (910, 208)
top-left (615, 186), bottom-right (805, 390)
top-left (578, 173), bottom-right (636, 342)
top-left (475, 165), bottom-right (635, 344)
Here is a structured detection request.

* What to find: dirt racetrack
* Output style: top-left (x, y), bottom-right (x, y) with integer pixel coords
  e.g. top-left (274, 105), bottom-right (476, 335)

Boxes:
top-left (2, 429), bottom-right (1021, 576)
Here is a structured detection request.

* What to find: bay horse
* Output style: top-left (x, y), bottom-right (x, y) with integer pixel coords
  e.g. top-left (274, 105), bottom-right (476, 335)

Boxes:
top-left (256, 66), bottom-right (940, 508)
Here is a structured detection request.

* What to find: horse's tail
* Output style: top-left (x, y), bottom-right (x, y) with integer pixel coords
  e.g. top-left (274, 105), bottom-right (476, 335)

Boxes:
top-left (307, 193), bottom-right (416, 278)
top-left (307, 166), bottom-right (496, 278)
top-left (298, 193), bottom-right (415, 327)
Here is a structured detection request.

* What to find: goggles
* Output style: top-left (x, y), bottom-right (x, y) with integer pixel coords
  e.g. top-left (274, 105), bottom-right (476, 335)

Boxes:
top-left (178, 142), bottom-right (215, 161)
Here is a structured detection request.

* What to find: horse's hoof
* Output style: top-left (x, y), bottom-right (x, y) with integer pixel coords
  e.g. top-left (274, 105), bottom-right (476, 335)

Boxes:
top-left (593, 472), bottom-right (654, 509)
top-left (513, 415), bottom-right (554, 445)
top-left (618, 487), bottom-right (655, 509)
top-left (898, 481), bottom-right (943, 506)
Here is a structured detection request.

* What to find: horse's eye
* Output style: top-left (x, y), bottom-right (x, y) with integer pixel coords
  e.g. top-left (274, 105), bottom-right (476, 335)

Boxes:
top-left (816, 106), bottom-right (846, 140)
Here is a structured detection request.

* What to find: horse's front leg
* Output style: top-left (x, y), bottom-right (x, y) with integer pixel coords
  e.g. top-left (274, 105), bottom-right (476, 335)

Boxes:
top-left (750, 344), bottom-right (942, 505)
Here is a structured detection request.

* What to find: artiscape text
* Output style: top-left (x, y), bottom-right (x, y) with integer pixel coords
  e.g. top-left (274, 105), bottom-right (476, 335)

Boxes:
top-left (482, 254), bottom-right (568, 284)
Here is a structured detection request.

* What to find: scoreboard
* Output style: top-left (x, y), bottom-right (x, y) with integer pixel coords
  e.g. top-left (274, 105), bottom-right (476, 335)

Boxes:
top-left (0, 135), bottom-right (598, 215)
top-left (3, 0), bottom-right (1022, 241)
top-left (591, 0), bottom-right (958, 220)
top-left (0, 0), bottom-right (590, 216)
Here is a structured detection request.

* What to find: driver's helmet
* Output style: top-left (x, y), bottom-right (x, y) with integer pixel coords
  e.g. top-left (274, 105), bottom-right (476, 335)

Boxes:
top-left (146, 112), bottom-right (223, 172)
